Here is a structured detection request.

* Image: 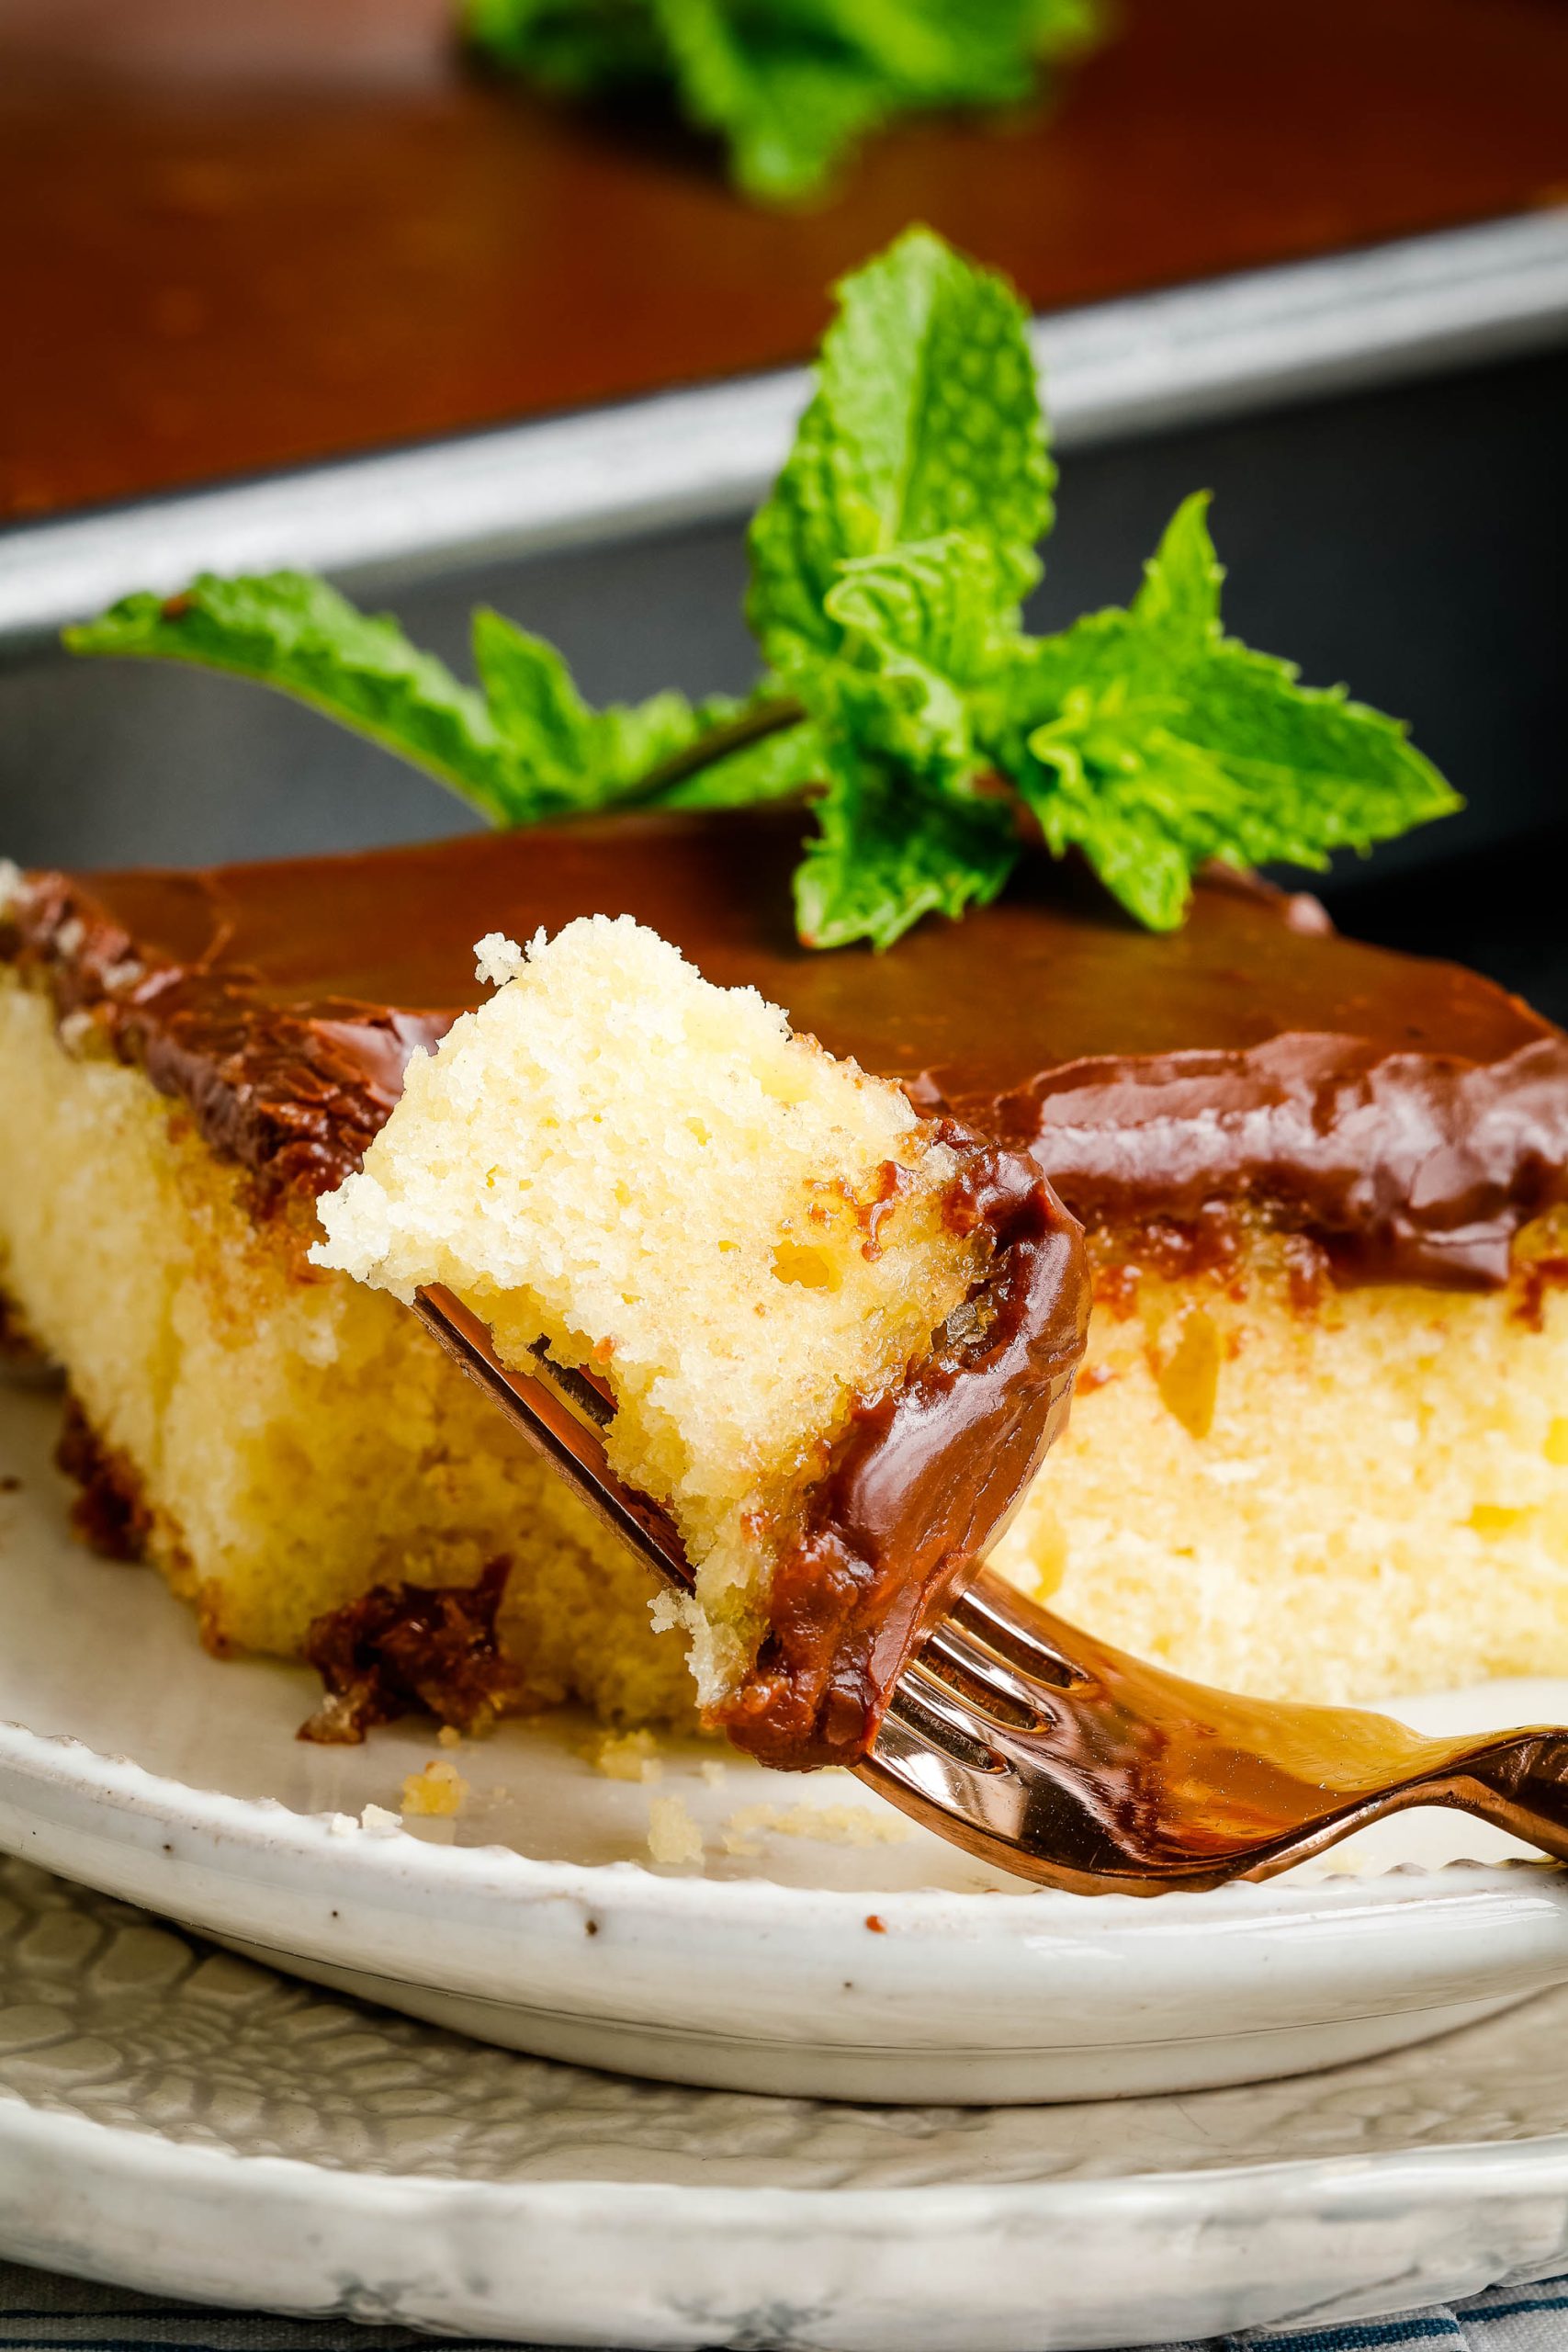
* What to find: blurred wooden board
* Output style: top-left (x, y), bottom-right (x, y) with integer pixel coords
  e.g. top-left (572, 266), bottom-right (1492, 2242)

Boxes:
top-left (3, 0), bottom-right (1567, 522)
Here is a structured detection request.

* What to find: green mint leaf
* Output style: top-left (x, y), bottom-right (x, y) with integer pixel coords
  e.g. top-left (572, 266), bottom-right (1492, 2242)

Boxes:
top-left (1023, 688), bottom-right (1249, 931)
top-left (829, 530), bottom-right (1023, 689)
top-left (788, 531), bottom-right (1026, 948)
top-left (1129, 484), bottom-right (1224, 640)
top-left (748, 227), bottom-right (1053, 671)
top-left (660, 712), bottom-right (829, 808)
top-left (464, 0), bottom-right (668, 89)
top-left (818, 530), bottom-right (1024, 783)
top-left (469, 605), bottom-right (592, 763)
top-left (470, 606), bottom-right (734, 811)
top-left (650, 0), bottom-right (894, 200)
top-left (465, 0), bottom-right (1098, 202)
top-left (795, 740), bottom-right (1017, 952)
top-left (65, 573), bottom-right (522, 826)
top-left (66, 573), bottom-right (780, 830)
top-left (1001, 494), bottom-right (1461, 929)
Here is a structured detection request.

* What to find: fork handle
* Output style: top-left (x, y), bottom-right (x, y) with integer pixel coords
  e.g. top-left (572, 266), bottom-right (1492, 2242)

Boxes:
top-left (1385, 1735), bottom-right (1568, 1870)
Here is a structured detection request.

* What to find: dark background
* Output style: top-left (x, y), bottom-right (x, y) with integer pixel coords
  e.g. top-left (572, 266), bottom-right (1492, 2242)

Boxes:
top-left (5, 340), bottom-right (1564, 1012)
top-left (5, 0), bottom-right (1566, 522)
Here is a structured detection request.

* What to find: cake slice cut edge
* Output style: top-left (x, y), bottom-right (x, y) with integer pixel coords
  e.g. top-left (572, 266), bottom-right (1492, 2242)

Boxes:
top-left (310, 914), bottom-right (1089, 1766)
top-left (10, 810), bottom-right (1568, 1744)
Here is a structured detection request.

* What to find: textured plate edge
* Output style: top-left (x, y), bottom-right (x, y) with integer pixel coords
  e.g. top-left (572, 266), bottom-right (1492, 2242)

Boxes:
top-left (2, 210), bottom-right (1565, 646)
top-left (6, 1712), bottom-right (1568, 2080)
top-left (5, 1707), bottom-right (1566, 1938)
top-left (6, 2099), bottom-right (1568, 2349)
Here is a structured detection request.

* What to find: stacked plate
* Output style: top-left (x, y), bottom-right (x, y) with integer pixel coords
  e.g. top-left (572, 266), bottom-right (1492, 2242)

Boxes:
top-left (6, 1375), bottom-right (1568, 2342)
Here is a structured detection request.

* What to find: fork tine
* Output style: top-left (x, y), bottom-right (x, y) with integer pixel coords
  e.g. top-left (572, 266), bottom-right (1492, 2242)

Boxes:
top-left (949, 1576), bottom-right (1085, 1688)
top-left (917, 1617), bottom-right (1057, 1730)
top-left (881, 1668), bottom-right (1010, 1776)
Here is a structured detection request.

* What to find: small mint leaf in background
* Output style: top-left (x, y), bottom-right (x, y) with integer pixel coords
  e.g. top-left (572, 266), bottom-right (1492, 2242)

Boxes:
top-left (650, 0), bottom-right (894, 201)
top-left (795, 741), bottom-right (1018, 953)
top-left (65, 574), bottom-right (522, 826)
top-left (463, 0), bottom-right (668, 88)
top-left (1002, 494), bottom-right (1461, 929)
top-left (748, 227), bottom-right (1053, 672)
top-left (464, 0), bottom-right (1100, 204)
top-left (832, 0), bottom-right (1098, 104)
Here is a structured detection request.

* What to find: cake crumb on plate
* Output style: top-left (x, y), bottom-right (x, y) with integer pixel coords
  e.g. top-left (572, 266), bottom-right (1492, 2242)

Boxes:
top-left (648, 1793), bottom-right (704, 1866)
top-left (722, 1801), bottom-right (913, 1854)
top-left (589, 1728), bottom-right (664, 1782)
top-left (401, 1758), bottom-right (469, 1818)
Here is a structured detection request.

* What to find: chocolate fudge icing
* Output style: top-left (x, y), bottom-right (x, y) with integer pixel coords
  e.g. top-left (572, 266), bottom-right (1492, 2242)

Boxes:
top-left (723, 1133), bottom-right (1086, 1770)
top-left (10, 804), bottom-right (1568, 1285)
top-left (300, 1558), bottom-right (530, 1746)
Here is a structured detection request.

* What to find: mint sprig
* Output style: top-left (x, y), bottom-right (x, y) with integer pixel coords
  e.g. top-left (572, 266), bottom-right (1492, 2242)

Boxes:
top-left (749, 226), bottom-right (1052, 670)
top-left (465, 0), bottom-right (1099, 204)
top-left (65, 226), bottom-right (1461, 950)
top-left (990, 493), bottom-right (1460, 930)
top-left (65, 573), bottom-right (807, 829)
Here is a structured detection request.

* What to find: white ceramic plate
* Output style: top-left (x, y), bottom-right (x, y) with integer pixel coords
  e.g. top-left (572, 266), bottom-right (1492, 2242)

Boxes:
top-left (6, 1378), bottom-right (1568, 2106)
top-left (6, 1855), bottom-right (1568, 2349)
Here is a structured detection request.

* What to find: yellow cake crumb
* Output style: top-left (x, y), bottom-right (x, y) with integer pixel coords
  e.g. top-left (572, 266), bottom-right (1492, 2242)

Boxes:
top-left (647, 1792), bottom-right (705, 1866)
top-left (400, 1758), bottom-right (469, 1817)
top-left (721, 1801), bottom-right (913, 1855)
top-left (311, 916), bottom-right (988, 1709)
top-left (588, 1728), bottom-right (664, 1783)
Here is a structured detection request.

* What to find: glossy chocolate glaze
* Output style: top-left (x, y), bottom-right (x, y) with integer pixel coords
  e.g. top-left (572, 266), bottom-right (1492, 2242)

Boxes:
top-left (10, 805), bottom-right (1568, 1286)
top-left (723, 1136), bottom-right (1087, 1770)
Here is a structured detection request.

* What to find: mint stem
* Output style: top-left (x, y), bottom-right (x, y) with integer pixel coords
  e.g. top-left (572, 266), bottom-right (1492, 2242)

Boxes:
top-left (617, 694), bottom-right (807, 808)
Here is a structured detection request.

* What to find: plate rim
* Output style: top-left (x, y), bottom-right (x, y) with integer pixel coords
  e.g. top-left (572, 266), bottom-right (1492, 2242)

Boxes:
top-left (7, 1705), bottom-right (1568, 1935)
top-left (8, 1703), bottom-right (1568, 2094)
top-left (6, 2092), bottom-right (1568, 2351)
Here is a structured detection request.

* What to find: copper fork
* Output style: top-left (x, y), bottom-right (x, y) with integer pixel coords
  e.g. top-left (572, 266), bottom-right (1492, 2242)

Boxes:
top-left (415, 1285), bottom-right (1568, 1895)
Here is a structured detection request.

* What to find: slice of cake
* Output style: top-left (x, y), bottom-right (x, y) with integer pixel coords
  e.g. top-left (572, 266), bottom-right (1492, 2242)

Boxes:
top-left (310, 914), bottom-right (1084, 1764)
top-left (5, 804), bottom-right (1568, 1737)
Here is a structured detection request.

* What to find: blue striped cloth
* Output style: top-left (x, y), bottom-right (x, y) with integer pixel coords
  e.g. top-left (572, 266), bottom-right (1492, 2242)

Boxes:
top-left (0, 2261), bottom-right (1565, 2351)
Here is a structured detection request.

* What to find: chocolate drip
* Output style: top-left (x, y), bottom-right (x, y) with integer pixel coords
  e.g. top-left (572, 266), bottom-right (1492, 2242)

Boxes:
top-left (720, 1134), bottom-right (1088, 1770)
top-left (9, 805), bottom-right (1568, 1284)
top-left (299, 1558), bottom-right (530, 1744)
